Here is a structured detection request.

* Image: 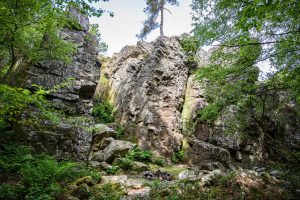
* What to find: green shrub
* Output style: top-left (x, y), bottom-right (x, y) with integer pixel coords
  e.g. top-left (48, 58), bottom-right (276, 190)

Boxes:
top-left (90, 183), bottom-right (125, 200)
top-left (172, 149), bottom-right (185, 163)
top-left (0, 184), bottom-right (24, 200)
top-left (0, 84), bottom-right (66, 130)
top-left (0, 145), bottom-right (101, 200)
top-left (92, 101), bottom-right (115, 123)
top-left (115, 125), bottom-right (125, 139)
top-left (126, 147), bottom-right (153, 162)
top-left (179, 35), bottom-right (200, 62)
top-left (0, 145), bottom-right (33, 174)
top-left (197, 102), bottom-right (222, 124)
top-left (117, 157), bottom-right (133, 171)
top-left (147, 180), bottom-right (203, 200)
top-left (153, 158), bottom-right (165, 167)
top-left (106, 165), bottom-right (120, 175)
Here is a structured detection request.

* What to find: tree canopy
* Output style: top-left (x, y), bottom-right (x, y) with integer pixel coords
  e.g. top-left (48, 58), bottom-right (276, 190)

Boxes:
top-left (191, 0), bottom-right (300, 98)
top-left (191, 0), bottom-right (300, 157)
top-left (137, 0), bottom-right (179, 40)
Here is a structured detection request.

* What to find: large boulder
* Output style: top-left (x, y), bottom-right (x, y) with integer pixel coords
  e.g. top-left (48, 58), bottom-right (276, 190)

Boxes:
top-left (91, 138), bottom-right (135, 163)
top-left (16, 117), bottom-right (93, 161)
top-left (189, 139), bottom-right (231, 166)
top-left (96, 36), bottom-right (189, 157)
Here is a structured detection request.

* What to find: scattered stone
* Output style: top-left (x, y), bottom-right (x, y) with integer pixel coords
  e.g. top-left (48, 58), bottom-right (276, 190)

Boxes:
top-left (189, 139), bottom-right (231, 165)
top-left (254, 167), bottom-right (266, 173)
top-left (89, 160), bottom-right (101, 168)
top-left (199, 169), bottom-right (223, 186)
top-left (270, 170), bottom-right (283, 179)
top-left (235, 151), bottom-right (243, 161)
top-left (74, 176), bottom-right (94, 187)
top-left (126, 187), bottom-right (151, 199)
top-left (92, 138), bottom-right (135, 163)
top-left (102, 175), bottom-right (128, 185)
top-left (143, 170), bottom-right (174, 181)
top-left (70, 183), bottom-right (90, 200)
top-left (92, 126), bottom-right (116, 144)
top-left (132, 161), bottom-right (149, 171)
top-left (200, 162), bottom-right (225, 171)
top-left (178, 170), bottom-right (197, 181)
top-left (99, 161), bottom-right (113, 170)
top-left (244, 145), bottom-right (251, 152)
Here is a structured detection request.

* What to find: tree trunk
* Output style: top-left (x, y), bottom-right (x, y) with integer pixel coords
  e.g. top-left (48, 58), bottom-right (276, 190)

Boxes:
top-left (160, 0), bottom-right (165, 37)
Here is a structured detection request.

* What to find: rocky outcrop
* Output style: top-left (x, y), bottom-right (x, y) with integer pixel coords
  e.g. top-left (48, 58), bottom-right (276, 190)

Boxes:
top-left (68, 7), bottom-right (90, 31)
top-left (25, 10), bottom-right (100, 115)
top-left (96, 36), bottom-right (189, 157)
top-left (90, 137), bottom-right (135, 163)
top-left (13, 10), bottom-right (102, 161)
top-left (17, 119), bottom-right (92, 160)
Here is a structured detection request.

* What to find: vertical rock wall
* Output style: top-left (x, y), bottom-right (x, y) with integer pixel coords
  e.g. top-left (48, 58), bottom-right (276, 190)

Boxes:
top-left (96, 36), bottom-right (189, 157)
top-left (15, 10), bottom-right (101, 161)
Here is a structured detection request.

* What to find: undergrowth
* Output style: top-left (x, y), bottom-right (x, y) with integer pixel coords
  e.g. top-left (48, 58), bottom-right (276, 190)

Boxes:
top-left (0, 144), bottom-right (100, 200)
top-left (92, 100), bottom-right (115, 123)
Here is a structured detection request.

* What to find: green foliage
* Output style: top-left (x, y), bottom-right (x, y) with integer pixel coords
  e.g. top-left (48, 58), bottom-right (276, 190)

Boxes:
top-left (0, 0), bottom-right (110, 78)
top-left (92, 101), bottom-right (115, 123)
top-left (153, 158), bottom-right (165, 167)
top-left (0, 84), bottom-right (46, 129)
top-left (0, 184), bottom-right (24, 200)
top-left (0, 83), bottom-right (71, 130)
top-left (115, 147), bottom-right (153, 171)
top-left (117, 157), bottom-right (134, 171)
top-left (172, 149), bottom-right (185, 163)
top-left (90, 183), bottom-right (125, 200)
top-left (106, 165), bottom-right (120, 175)
top-left (146, 180), bottom-right (203, 200)
top-left (126, 147), bottom-right (153, 162)
top-left (0, 145), bottom-right (101, 200)
top-left (0, 145), bottom-right (33, 174)
top-left (180, 35), bottom-right (200, 62)
top-left (89, 24), bottom-right (108, 55)
top-left (197, 102), bottom-right (222, 124)
top-left (115, 124), bottom-right (125, 139)
top-left (191, 0), bottom-right (300, 119)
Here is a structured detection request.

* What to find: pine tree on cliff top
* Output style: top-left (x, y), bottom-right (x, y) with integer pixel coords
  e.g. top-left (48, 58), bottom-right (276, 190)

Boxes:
top-left (137, 0), bottom-right (179, 40)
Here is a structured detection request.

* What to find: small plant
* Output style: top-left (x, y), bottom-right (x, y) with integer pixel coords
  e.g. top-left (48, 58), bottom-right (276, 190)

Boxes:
top-left (0, 145), bottom-right (101, 200)
top-left (153, 158), bottom-right (165, 167)
top-left (117, 157), bottom-right (133, 171)
top-left (172, 149), bottom-right (185, 163)
top-left (92, 101), bottom-right (115, 123)
top-left (90, 183), bottom-right (125, 200)
top-left (126, 147), bottom-right (153, 162)
top-left (115, 125), bottom-right (125, 139)
top-left (106, 165), bottom-right (120, 175)
top-left (0, 184), bottom-right (24, 200)
top-left (180, 35), bottom-right (200, 62)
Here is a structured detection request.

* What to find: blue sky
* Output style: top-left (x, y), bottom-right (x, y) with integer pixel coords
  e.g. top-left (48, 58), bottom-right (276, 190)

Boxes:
top-left (90, 0), bottom-right (193, 56)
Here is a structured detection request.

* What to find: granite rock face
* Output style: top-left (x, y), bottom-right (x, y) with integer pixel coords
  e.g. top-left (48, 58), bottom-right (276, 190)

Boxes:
top-left (97, 36), bottom-right (189, 157)
top-left (26, 22), bottom-right (100, 115)
top-left (16, 115), bottom-right (94, 161)
top-left (68, 7), bottom-right (90, 31)
top-left (15, 11), bottom-right (101, 161)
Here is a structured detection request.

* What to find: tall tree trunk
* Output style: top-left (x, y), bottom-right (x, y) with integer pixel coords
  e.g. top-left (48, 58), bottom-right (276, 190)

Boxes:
top-left (160, 0), bottom-right (165, 37)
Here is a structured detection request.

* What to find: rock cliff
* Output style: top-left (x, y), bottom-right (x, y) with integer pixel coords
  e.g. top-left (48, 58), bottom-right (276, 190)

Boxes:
top-left (96, 36), bottom-right (189, 157)
top-left (96, 36), bottom-right (300, 167)
top-left (13, 9), bottom-right (101, 161)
